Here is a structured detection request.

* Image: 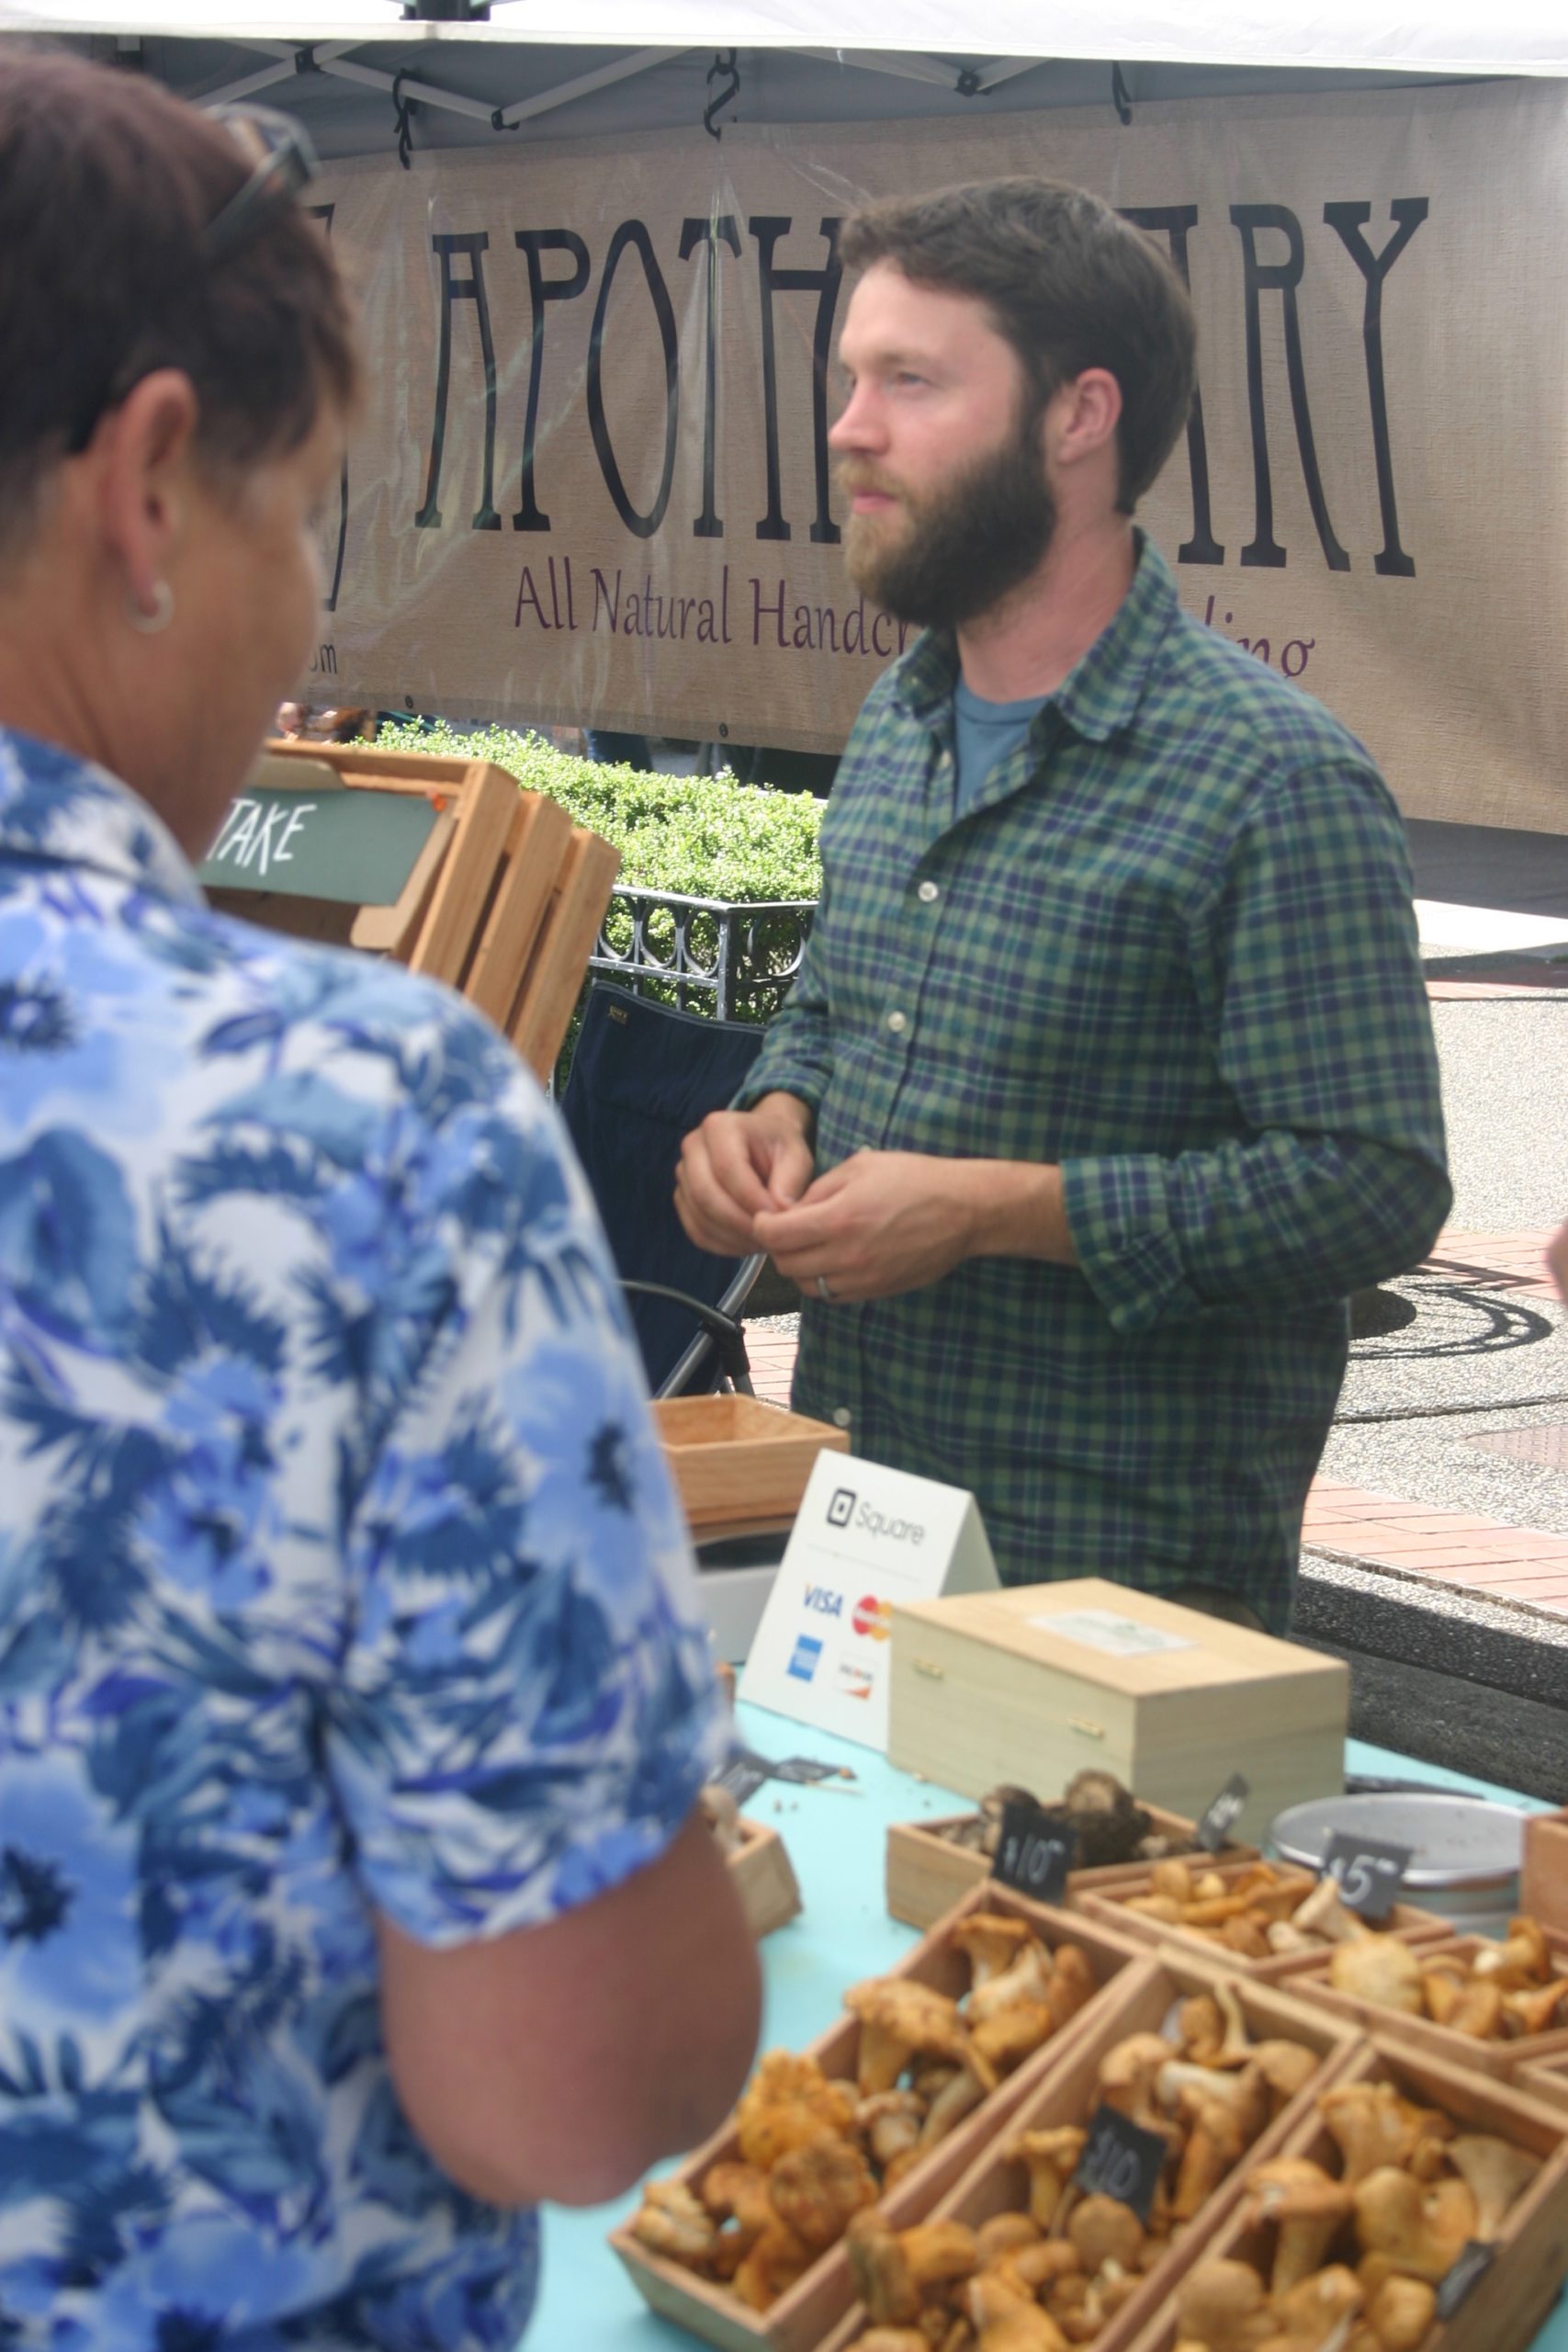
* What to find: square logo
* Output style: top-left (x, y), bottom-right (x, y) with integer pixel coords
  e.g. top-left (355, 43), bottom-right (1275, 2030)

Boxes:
top-left (786, 1634), bottom-right (823, 1683)
top-left (827, 1487), bottom-right (857, 1529)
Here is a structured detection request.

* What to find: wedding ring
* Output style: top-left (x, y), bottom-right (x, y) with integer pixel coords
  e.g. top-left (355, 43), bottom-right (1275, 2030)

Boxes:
top-left (816, 1273), bottom-right (834, 1303)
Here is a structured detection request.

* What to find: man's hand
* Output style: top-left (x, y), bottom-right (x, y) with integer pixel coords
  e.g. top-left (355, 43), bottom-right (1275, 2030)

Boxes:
top-left (675, 1092), bottom-right (816, 1256)
top-left (756, 1149), bottom-right (1077, 1301)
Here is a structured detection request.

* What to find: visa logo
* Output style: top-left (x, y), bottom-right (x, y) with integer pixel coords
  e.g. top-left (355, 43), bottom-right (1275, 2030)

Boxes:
top-left (804, 1585), bottom-right (843, 1616)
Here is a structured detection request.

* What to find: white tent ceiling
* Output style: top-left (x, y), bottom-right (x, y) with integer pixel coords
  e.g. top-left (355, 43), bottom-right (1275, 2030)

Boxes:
top-left (2, 0), bottom-right (1566, 74)
top-left (3, 0), bottom-right (1563, 169)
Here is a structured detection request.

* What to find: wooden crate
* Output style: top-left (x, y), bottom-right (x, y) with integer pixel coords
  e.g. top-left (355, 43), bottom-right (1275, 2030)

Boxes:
top-left (205, 740), bottom-right (619, 1080)
top-left (1285, 1928), bottom-right (1568, 2080)
top-left (1120, 2036), bottom-right (1568, 2352)
top-left (608, 1886), bottom-right (1143, 2352)
top-left (1077, 1852), bottom-right (1453, 1981)
top-left (729, 1817), bottom-right (803, 1940)
top-left (1517, 2051), bottom-right (1568, 2116)
top-left (651, 1395), bottom-right (849, 1535)
top-left (1521, 1810), bottom-right (1568, 1933)
top-left (817, 1951), bottom-right (1361, 2352)
top-left (886, 1803), bottom-right (1260, 1931)
top-left (886, 1579), bottom-right (1347, 1847)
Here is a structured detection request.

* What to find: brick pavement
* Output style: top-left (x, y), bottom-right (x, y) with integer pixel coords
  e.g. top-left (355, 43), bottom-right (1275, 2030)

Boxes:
top-left (740, 1226), bottom-right (1568, 1611)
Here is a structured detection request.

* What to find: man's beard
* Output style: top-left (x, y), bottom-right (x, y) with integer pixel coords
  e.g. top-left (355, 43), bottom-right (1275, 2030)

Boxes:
top-left (840, 402), bottom-right (1056, 629)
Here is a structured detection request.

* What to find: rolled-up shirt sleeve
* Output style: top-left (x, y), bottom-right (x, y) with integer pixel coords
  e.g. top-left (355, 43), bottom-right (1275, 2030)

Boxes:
top-left (732, 870), bottom-right (836, 1119)
top-left (327, 1064), bottom-right (728, 1947)
top-left (1061, 759), bottom-right (1451, 1336)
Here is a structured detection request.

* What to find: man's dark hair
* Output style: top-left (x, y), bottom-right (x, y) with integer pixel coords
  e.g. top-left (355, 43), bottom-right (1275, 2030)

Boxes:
top-left (0, 51), bottom-right (360, 558)
top-left (837, 178), bottom-right (1196, 514)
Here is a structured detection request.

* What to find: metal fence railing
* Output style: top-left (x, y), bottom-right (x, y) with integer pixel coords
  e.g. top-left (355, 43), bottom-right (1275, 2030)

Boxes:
top-left (587, 888), bottom-right (818, 1023)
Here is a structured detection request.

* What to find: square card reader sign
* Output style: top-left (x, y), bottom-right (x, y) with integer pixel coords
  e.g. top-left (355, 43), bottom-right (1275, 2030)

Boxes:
top-left (739, 1452), bottom-right (998, 1748)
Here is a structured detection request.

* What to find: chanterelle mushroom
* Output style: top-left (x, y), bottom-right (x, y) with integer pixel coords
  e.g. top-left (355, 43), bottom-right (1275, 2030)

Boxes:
top-left (1446, 2132), bottom-right (1540, 2239)
top-left (952, 1913), bottom-right (1037, 1990)
top-left (1365, 2275), bottom-right (1437, 2352)
top-left (1317, 2083), bottom-right (1451, 2187)
top-left (844, 1977), bottom-right (994, 2096)
top-left (1067, 2193), bottom-right (1145, 2275)
top-left (1328, 1940), bottom-right (1424, 2017)
top-left (1352, 2167), bottom-right (1478, 2282)
top-left (1009, 2125), bottom-right (1089, 2229)
top-left (1246, 2158), bottom-right (1354, 2294)
top-left (1471, 1917), bottom-right (1550, 1989)
top-left (1176, 2258), bottom-right (1274, 2352)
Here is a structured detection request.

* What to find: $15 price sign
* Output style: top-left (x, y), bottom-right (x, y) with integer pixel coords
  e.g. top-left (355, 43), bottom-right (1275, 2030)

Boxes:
top-left (1320, 1830), bottom-right (1415, 1922)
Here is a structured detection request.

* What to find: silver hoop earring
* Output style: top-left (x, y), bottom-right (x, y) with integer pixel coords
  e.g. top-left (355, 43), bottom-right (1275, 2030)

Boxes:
top-left (128, 581), bottom-right (175, 636)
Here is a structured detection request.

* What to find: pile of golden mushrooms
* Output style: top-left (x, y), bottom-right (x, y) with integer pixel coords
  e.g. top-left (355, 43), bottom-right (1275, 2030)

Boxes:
top-left (1175, 2076), bottom-right (1540, 2352)
top-left (628, 1914), bottom-right (1101, 2312)
top-left (835, 1984), bottom-right (1322, 2351)
top-left (1323, 1915), bottom-right (1568, 2039)
top-left (1114, 1862), bottom-right (1425, 1965)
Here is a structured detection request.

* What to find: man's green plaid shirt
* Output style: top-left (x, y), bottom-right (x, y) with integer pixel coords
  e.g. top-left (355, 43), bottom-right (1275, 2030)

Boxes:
top-left (739, 537), bottom-right (1450, 1628)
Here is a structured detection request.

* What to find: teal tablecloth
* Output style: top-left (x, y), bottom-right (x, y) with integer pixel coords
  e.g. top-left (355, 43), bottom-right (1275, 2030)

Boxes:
top-left (526, 1709), bottom-right (1562, 2351)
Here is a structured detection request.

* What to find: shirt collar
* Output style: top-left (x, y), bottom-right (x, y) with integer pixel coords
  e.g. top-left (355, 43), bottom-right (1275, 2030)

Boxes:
top-left (890, 527), bottom-right (1180, 746)
top-left (0, 727), bottom-right (204, 908)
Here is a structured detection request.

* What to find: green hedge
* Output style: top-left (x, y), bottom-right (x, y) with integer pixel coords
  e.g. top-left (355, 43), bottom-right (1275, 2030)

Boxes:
top-left (374, 722), bottom-right (822, 903)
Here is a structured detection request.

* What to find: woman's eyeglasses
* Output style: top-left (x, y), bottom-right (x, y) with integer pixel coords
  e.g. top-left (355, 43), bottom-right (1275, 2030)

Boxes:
top-left (203, 104), bottom-right (320, 261)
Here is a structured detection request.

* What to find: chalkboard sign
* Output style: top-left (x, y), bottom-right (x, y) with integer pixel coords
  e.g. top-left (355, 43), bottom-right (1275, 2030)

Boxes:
top-left (1435, 2241), bottom-right (1495, 2319)
top-left (991, 1801), bottom-right (1073, 1905)
top-left (199, 783), bottom-right (439, 908)
top-left (200, 738), bottom-right (621, 1085)
top-left (1321, 1830), bottom-right (1413, 1921)
top-left (1074, 2103), bottom-right (1168, 2222)
top-left (1195, 1772), bottom-right (1250, 1855)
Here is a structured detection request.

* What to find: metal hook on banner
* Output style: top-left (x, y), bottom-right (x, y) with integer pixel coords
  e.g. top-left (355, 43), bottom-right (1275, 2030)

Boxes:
top-left (705, 50), bottom-right (740, 141)
top-left (1111, 63), bottom-right (1133, 126)
top-left (391, 70), bottom-right (416, 170)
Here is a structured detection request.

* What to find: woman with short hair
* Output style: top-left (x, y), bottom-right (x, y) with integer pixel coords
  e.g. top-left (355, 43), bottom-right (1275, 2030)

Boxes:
top-left (0, 53), bottom-right (758, 2346)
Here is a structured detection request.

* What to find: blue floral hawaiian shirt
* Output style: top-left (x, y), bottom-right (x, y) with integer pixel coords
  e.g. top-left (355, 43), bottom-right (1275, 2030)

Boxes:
top-left (0, 728), bottom-right (728, 2348)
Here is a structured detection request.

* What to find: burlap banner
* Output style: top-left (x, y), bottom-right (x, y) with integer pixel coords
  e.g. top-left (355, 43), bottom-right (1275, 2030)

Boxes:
top-left (313, 79), bottom-right (1568, 830)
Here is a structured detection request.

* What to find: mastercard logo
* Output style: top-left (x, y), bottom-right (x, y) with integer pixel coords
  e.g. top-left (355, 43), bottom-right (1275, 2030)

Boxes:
top-left (853, 1595), bottom-right (893, 1641)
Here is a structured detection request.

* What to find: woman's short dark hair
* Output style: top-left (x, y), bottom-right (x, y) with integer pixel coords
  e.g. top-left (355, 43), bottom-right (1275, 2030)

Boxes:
top-left (838, 178), bottom-right (1196, 513)
top-left (0, 51), bottom-right (359, 556)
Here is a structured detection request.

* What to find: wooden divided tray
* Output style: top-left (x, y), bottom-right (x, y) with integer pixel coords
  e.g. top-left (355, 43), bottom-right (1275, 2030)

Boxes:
top-left (818, 1950), bottom-right (1360, 2352)
top-left (1285, 1928), bottom-right (1568, 2079)
top-left (886, 1804), bottom-right (1261, 1931)
top-left (652, 1394), bottom-right (848, 1536)
top-left (729, 1817), bottom-right (804, 1940)
top-left (203, 740), bottom-right (619, 1080)
top-left (1077, 1852), bottom-right (1452, 1981)
top-left (609, 1886), bottom-right (1142, 2352)
top-left (1120, 2036), bottom-right (1568, 2352)
top-left (1522, 1809), bottom-right (1568, 1933)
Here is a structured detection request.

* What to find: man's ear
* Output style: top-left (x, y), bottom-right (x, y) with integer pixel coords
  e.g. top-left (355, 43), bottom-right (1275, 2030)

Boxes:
top-left (1048, 367), bottom-right (1123, 472)
top-left (86, 368), bottom-right (201, 621)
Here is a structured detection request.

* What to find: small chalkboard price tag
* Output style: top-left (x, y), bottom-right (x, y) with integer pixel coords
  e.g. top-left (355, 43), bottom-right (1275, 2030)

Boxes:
top-left (1435, 2240), bottom-right (1495, 2320)
top-left (991, 1801), bottom-right (1073, 1905)
top-left (1195, 1772), bottom-right (1250, 1855)
top-left (1074, 2103), bottom-right (1168, 2223)
top-left (1321, 1830), bottom-right (1415, 1921)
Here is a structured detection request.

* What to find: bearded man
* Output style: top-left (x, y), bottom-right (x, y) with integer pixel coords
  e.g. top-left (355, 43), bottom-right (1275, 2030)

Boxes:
top-left (676, 178), bottom-right (1449, 1633)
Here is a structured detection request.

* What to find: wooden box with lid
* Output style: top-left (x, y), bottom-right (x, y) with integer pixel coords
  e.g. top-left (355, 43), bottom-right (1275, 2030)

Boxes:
top-left (886, 1578), bottom-right (1348, 1848)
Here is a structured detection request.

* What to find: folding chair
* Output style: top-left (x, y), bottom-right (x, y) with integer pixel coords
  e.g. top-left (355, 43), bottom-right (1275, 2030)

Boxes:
top-left (559, 984), bottom-right (769, 1396)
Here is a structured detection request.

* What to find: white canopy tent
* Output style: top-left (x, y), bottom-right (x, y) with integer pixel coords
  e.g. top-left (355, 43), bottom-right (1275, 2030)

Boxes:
top-left (1, 0), bottom-right (1566, 174)
top-left (8, 0), bottom-right (1568, 831)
